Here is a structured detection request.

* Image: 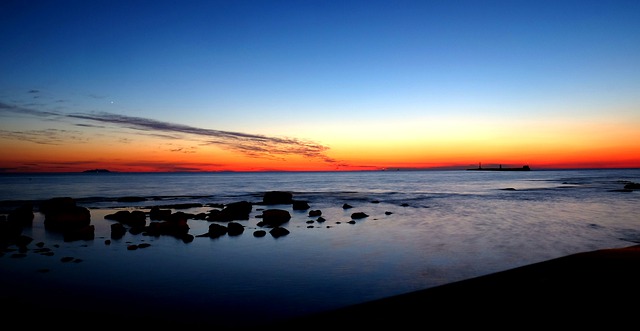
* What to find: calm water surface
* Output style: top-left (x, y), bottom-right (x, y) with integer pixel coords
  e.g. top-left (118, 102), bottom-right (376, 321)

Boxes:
top-left (1, 169), bottom-right (639, 326)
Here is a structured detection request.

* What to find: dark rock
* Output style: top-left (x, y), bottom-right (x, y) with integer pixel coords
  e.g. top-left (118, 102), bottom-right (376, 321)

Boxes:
top-left (182, 234), bottom-right (194, 243)
top-left (624, 182), bottom-right (640, 190)
top-left (105, 210), bottom-right (129, 221)
top-left (342, 203), bottom-right (353, 209)
top-left (39, 197), bottom-right (76, 215)
top-left (227, 222), bottom-right (244, 236)
top-left (253, 230), bottom-right (267, 237)
top-left (45, 206), bottom-right (91, 231)
top-left (193, 213), bottom-right (208, 220)
top-left (111, 223), bottom-right (127, 239)
top-left (207, 201), bottom-right (252, 222)
top-left (105, 210), bottom-right (147, 227)
top-left (207, 223), bottom-right (228, 238)
top-left (308, 210), bottom-right (322, 217)
top-left (269, 227), bottom-right (290, 238)
top-left (351, 212), bottom-right (369, 219)
top-left (149, 206), bottom-right (172, 221)
top-left (167, 211), bottom-right (190, 222)
top-left (8, 203), bottom-right (34, 226)
top-left (129, 226), bottom-right (144, 235)
top-left (116, 196), bottom-right (146, 202)
top-left (259, 209), bottom-right (291, 227)
top-left (1, 216), bottom-right (24, 248)
top-left (292, 200), bottom-right (310, 210)
top-left (15, 235), bottom-right (33, 248)
top-left (41, 197), bottom-right (91, 231)
top-left (263, 191), bottom-right (293, 205)
top-left (146, 219), bottom-right (190, 237)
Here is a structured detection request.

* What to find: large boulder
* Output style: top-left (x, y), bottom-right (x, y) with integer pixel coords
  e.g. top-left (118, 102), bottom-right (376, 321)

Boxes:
top-left (1, 204), bottom-right (34, 248)
top-left (269, 226), bottom-right (290, 238)
top-left (104, 210), bottom-right (147, 228)
top-left (292, 200), bottom-right (310, 210)
top-left (207, 201), bottom-right (252, 222)
top-left (205, 223), bottom-right (228, 238)
top-left (146, 219), bottom-right (190, 238)
top-left (41, 197), bottom-right (91, 231)
top-left (351, 212), bottom-right (369, 219)
top-left (262, 191), bottom-right (293, 205)
top-left (258, 209), bottom-right (291, 227)
top-left (149, 206), bottom-right (172, 221)
top-left (7, 203), bottom-right (34, 226)
top-left (227, 222), bottom-right (244, 236)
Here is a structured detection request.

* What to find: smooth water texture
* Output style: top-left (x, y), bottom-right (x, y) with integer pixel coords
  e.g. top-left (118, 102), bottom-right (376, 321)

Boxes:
top-left (1, 169), bottom-right (639, 326)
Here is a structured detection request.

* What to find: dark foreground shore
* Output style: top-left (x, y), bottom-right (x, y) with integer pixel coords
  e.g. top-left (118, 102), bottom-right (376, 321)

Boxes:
top-left (4, 245), bottom-right (640, 329)
top-left (274, 244), bottom-right (640, 329)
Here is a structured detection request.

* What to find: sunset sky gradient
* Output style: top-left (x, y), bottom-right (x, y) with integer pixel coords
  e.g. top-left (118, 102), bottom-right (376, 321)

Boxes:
top-left (1, 0), bottom-right (639, 172)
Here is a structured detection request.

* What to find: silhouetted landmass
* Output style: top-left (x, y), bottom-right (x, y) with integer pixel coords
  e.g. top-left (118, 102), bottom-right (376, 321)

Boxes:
top-left (82, 169), bottom-right (111, 173)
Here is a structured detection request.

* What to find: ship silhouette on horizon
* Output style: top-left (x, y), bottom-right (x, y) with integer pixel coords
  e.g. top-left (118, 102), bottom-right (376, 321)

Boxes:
top-left (467, 163), bottom-right (531, 171)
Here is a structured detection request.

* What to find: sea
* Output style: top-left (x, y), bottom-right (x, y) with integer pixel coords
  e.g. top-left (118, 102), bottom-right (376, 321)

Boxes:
top-left (1, 169), bottom-right (639, 327)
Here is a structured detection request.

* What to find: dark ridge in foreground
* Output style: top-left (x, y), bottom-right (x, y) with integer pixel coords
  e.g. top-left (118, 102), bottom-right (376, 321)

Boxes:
top-left (273, 244), bottom-right (640, 328)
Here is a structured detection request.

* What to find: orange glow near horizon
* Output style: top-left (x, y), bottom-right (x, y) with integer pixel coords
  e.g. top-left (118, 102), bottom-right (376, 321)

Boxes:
top-left (3, 134), bottom-right (639, 173)
top-left (1, 113), bottom-right (639, 173)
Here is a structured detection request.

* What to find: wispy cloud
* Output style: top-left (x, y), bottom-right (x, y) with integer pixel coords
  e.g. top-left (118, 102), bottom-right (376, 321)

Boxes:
top-left (0, 102), bottom-right (63, 118)
top-left (0, 102), bottom-right (336, 163)
top-left (0, 128), bottom-right (86, 145)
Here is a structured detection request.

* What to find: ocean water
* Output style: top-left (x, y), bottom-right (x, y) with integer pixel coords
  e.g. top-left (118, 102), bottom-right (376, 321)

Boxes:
top-left (1, 169), bottom-right (639, 327)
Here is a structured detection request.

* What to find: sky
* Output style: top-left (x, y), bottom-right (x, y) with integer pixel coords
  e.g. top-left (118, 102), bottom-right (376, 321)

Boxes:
top-left (1, 0), bottom-right (639, 172)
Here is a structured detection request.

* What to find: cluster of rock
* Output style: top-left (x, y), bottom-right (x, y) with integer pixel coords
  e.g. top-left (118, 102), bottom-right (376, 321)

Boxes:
top-left (0, 191), bottom-right (379, 259)
top-left (1, 197), bottom-right (95, 250)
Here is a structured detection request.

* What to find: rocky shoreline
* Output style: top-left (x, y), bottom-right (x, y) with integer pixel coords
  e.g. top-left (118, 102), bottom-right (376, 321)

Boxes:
top-left (1, 191), bottom-right (378, 256)
top-left (2, 186), bottom-right (640, 329)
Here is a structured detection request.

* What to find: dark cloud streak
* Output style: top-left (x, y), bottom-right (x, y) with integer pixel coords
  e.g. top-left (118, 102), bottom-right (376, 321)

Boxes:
top-left (0, 102), bottom-right (63, 118)
top-left (68, 112), bottom-right (336, 162)
top-left (0, 102), bottom-right (336, 163)
top-left (0, 128), bottom-right (85, 145)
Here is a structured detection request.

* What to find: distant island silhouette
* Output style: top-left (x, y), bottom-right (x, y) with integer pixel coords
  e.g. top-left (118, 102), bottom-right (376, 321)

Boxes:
top-left (467, 163), bottom-right (531, 171)
top-left (82, 169), bottom-right (112, 173)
